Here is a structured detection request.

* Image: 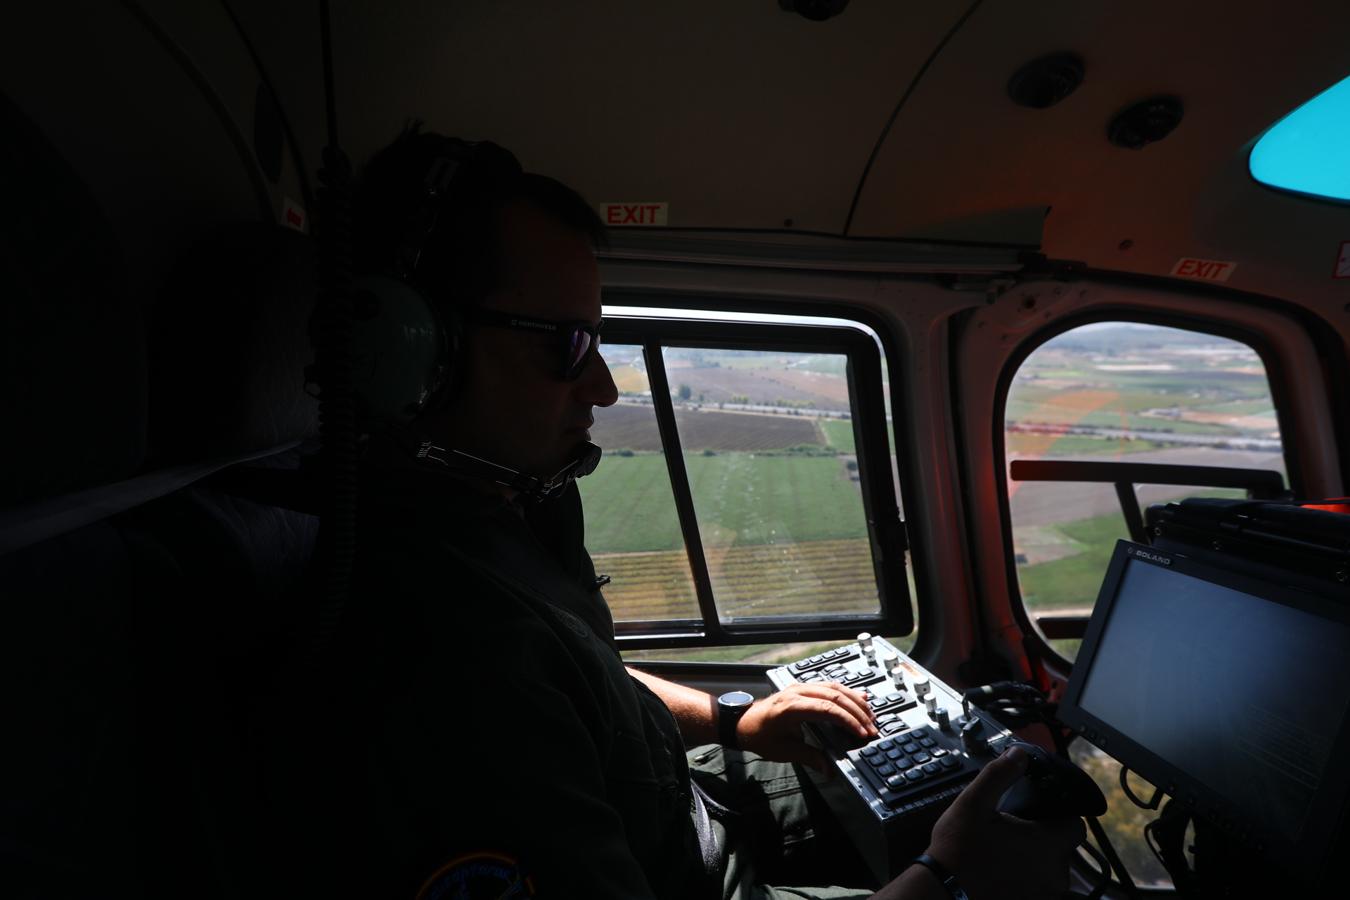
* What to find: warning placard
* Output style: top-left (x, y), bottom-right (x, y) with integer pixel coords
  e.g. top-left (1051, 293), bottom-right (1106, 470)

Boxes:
top-left (600, 202), bottom-right (668, 226)
top-left (1334, 241), bottom-right (1350, 279)
top-left (281, 197), bottom-right (307, 233)
top-left (1170, 257), bottom-right (1236, 282)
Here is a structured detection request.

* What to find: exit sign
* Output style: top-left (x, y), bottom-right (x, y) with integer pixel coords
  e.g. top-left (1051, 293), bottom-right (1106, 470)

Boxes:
top-left (1170, 257), bottom-right (1236, 282)
top-left (600, 202), bottom-right (669, 226)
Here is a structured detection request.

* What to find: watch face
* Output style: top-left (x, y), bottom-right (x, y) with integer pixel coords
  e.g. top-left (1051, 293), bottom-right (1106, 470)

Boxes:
top-left (719, 690), bottom-right (755, 709)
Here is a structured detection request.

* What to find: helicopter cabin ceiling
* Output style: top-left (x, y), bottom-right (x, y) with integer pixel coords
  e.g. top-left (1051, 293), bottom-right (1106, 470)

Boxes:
top-left (5, 1), bottom-right (1350, 314)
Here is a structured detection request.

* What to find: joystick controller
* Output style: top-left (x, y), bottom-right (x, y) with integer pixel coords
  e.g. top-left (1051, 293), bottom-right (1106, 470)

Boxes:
top-left (996, 741), bottom-right (1107, 820)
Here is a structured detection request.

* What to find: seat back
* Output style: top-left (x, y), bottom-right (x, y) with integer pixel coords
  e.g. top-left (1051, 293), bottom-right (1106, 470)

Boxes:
top-left (1, 89), bottom-right (323, 896)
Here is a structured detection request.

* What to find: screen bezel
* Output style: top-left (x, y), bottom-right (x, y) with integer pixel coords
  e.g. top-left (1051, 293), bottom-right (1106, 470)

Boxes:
top-left (1059, 540), bottom-right (1350, 876)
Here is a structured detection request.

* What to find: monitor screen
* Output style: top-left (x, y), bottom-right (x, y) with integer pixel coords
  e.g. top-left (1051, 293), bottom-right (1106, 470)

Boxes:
top-left (1066, 546), bottom-right (1350, 854)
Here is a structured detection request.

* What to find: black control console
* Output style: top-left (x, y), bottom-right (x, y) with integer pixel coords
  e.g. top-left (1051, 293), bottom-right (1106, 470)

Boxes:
top-left (768, 635), bottom-right (1015, 882)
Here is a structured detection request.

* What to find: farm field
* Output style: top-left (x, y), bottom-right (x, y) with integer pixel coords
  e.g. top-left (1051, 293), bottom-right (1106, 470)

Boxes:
top-left (708, 351), bottom-right (848, 377)
top-left (1008, 326), bottom-right (1281, 441)
top-left (1005, 432), bottom-right (1163, 457)
top-left (1006, 384), bottom-right (1254, 435)
top-left (593, 403), bottom-right (825, 453)
top-left (662, 365), bottom-right (851, 411)
top-left (594, 537), bottom-right (879, 622)
top-left (1015, 511), bottom-right (1129, 611)
top-left (1015, 487), bottom-right (1247, 611)
top-left (580, 453), bottom-right (868, 553)
top-left (818, 418), bottom-right (856, 453)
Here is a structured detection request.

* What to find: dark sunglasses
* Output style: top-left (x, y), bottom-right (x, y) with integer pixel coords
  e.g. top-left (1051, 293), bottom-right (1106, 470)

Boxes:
top-left (464, 307), bottom-right (602, 381)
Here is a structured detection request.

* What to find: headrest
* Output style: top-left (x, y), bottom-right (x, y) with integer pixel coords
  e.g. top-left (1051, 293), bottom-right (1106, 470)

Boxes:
top-left (148, 224), bottom-right (317, 464)
top-left (0, 91), bottom-right (145, 510)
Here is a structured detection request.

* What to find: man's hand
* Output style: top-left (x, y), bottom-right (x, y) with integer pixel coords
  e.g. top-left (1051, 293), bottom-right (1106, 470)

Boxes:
top-left (920, 746), bottom-right (1086, 899)
top-left (736, 682), bottom-right (879, 770)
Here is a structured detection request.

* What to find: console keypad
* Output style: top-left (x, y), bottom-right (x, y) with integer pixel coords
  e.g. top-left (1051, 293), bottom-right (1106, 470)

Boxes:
top-left (849, 724), bottom-right (976, 809)
top-left (768, 637), bottom-right (1010, 847)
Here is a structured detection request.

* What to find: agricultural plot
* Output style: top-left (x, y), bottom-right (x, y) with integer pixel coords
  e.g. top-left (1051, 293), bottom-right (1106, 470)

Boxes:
top-left (1005, 432), bottom-right (1163, 458)
top-left (595, 538), bottom-right (879, 622)
top-left (768, 368), bottom-right (851, 404)
top-left (662, 364), bottom-right (851, 411)
top-left (1014, 487), bottom-right (1248, 609)
top-left (1010, 328), bottom-right (1279, 442)
top-left (1007, 386), bottom-right (1246, 436)
top-left (818, 418), bottom-right (856, 453)
top-left (580, 453), bottom-right (868, 553)
top-left (593, 403), bottom-right (825, 452)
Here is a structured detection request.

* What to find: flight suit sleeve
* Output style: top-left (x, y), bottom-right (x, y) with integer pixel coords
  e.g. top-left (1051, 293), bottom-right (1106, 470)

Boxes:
top-left (372, 612), bottom-right (664, 900)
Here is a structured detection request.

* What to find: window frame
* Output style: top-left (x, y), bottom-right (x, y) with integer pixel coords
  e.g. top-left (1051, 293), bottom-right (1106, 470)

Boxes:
top-left (596, 314), bottom-right (911, 649)
top-left (992, 309), bottom-right (1301, 666)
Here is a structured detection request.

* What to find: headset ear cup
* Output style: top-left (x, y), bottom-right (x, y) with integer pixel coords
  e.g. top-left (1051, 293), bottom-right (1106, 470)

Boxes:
top-left (349, 274), bottom-right (449, 428)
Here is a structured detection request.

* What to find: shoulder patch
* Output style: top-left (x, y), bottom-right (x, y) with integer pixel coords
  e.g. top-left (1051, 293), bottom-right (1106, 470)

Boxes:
top-left (416, 851), bottom-right (536, 900)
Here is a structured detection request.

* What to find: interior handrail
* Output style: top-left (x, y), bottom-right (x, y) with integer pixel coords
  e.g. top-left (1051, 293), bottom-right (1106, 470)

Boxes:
top-left (1009, 459), bottom-right (1288, 544)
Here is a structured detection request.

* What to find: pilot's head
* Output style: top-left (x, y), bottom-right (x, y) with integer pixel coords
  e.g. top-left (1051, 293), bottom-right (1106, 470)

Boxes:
top-left (357, 129), bottom-right (618, 488)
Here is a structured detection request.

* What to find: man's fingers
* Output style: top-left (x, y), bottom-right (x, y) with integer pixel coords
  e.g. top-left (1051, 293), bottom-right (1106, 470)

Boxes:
top-left (788, 684), bottom-right (877, 736)
top-left (776, 696), bottom-right (873, 736)
top-left (952, 745), bottom-right (1030, 813)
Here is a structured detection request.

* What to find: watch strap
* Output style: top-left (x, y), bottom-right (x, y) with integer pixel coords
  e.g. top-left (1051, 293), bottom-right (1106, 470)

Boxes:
top-left (912, 853), bottom-right (970, 900)
top-left (717, 703), bottom-right (740, 749)
top-left (717, 696), bottom-right (750, 749)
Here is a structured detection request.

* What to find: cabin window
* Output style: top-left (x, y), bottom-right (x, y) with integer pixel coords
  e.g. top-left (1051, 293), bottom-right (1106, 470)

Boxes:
top-left (1004, 322), bottom-right (1286, 661)
top-left (1250, 71), bottom-right (1350, 202)
top-left (578, 311), bottom-right (912, 658)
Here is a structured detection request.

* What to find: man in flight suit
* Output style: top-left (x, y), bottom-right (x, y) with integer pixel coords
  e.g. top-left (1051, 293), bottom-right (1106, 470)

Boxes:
top-left (315, 129), bottom-right (1085, 900)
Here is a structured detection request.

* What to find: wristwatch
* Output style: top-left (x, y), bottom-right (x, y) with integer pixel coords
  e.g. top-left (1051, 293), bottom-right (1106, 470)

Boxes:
top-left (911, 853), bottom-right (970, 900)
top-left (716, 690), bottom-right (755, 749)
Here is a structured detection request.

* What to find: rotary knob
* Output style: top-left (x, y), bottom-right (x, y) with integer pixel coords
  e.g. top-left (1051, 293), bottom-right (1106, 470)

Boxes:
top-left (857, 632), bottom-right (875, 663)
top-left (960, 716), bottom-right (990, 755)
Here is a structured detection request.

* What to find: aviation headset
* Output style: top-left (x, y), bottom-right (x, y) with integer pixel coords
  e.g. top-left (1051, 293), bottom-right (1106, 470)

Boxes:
top-left (350, 136), bottom-right (522, 428)
top-left (348, 134), bottom-right (601, 498)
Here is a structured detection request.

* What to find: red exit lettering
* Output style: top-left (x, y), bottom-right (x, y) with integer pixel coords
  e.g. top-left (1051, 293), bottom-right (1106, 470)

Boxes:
top-left (601, 202), bottom-right (668, 226)
top-left (1171, 257), bottom-right (1235, 282)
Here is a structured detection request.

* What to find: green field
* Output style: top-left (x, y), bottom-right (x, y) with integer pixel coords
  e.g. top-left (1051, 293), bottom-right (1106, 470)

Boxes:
top-left (580, 452), bottom-right (867, 554)
top-left (818, 418), bottom-right (856, 453)
top-left (1016, 488), bottom-right (1247, 610)
top-left (1016, 513), bottom-right (1127, 610)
